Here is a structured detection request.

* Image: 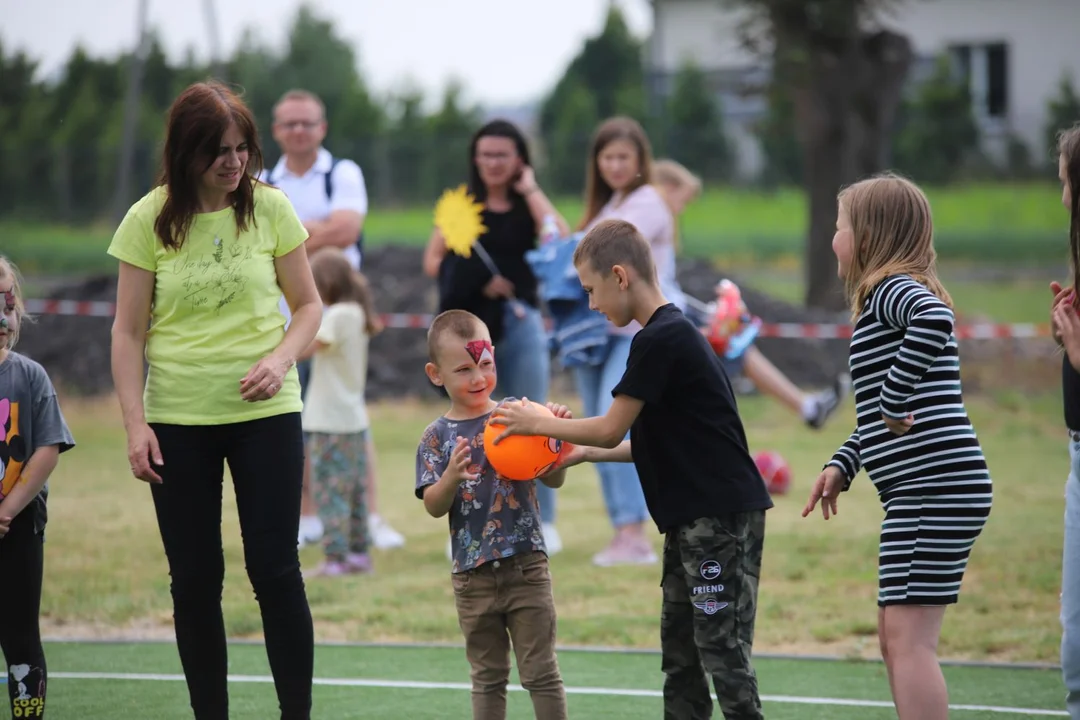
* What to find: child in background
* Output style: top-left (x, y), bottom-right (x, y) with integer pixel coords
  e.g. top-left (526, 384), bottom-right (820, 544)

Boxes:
top-left (652, 158), bottom-right (848, 430)
top-left (415, 309), bottom-right (568, 720)
top-left (0, 256), bottom-right (76, 719)
top-left (302, 247), bottom-right (382, 577)
top-left (803, 173), bottom-right (993, 720)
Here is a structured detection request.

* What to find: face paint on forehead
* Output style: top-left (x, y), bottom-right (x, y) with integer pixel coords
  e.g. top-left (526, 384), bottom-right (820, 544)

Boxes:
top-left (465, 339), bottom-right (494, 365)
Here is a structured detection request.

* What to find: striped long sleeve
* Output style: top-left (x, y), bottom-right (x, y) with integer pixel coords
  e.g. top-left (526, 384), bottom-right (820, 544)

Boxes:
top-left (872, 277), bottom-right (955, 420)
top-left (827, 428), bottom-right (862, 490)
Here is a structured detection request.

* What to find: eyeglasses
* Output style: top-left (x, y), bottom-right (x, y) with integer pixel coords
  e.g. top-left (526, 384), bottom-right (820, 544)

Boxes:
top-left (475, 151), bottom-right (515, 164)
top-left (275, 120), bottom-right (322, 131)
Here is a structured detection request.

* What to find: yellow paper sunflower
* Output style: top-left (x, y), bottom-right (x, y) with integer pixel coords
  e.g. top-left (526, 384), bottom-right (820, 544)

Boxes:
top-left (434, 184), bottom-right (487, 258)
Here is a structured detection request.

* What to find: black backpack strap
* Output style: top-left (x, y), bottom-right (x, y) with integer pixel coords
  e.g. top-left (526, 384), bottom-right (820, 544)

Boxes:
top-left (324, 156), bottom-right (365, 260)
top-left (324, 157), bottom-right (340, 199)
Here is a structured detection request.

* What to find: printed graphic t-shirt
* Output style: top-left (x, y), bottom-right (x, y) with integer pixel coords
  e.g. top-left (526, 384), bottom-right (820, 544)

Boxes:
top-left (0, 352), bottom-right (76, 534)
top-left (107, 183), bottom-right (309, 425)
top-left (415, 402), bottom-right (546, 573)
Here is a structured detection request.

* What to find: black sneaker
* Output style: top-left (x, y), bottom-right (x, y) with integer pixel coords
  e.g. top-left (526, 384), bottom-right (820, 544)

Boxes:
top-left (806, 373), bottom-right (851, 429)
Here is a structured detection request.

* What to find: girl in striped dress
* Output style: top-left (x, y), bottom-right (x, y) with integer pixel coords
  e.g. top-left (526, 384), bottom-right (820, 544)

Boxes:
top-left (802, 173), bottom-right (993, 720)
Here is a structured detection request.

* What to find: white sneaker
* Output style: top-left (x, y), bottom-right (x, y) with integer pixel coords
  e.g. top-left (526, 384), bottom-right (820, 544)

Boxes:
top-left (370, 514), bottom-right (406, 550)
top-left (542, 523), bottom-right (563, 556)
top-left (298, 515), bottom-right (323, 548)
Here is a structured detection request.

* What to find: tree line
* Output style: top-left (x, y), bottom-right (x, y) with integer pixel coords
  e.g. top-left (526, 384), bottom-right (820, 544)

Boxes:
top-left (3, 1), bottom-right (1078, 306)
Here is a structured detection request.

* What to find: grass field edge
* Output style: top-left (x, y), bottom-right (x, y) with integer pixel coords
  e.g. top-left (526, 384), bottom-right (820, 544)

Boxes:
top-left (39, 636), bottom-right (1062, 671)
top-left (18, 672), bottom-right (1070, 716)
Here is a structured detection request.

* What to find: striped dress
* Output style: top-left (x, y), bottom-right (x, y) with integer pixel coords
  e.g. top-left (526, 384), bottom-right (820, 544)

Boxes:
top-left (827, 274), bottom-right (993, 606)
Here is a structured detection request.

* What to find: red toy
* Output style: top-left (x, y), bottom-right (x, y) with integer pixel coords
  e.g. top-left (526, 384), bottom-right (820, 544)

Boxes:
top-left (754, 450), bottom-right (792, 496)
top-left (705, 280), bottom-right (761, 358)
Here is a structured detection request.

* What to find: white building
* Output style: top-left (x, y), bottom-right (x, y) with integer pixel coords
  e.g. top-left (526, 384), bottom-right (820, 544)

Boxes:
top-left (647, 0), bottom-right (1080, 179)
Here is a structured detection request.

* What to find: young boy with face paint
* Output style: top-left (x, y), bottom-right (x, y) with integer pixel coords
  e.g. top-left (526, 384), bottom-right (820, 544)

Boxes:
top-left (415, 309), bottom-right (569, 720)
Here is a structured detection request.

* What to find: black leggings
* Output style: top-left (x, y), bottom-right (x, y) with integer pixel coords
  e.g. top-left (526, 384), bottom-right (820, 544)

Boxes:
top-left (0, 510), bottom-right (46, 719)
top-left (149, 412), bottom-right (313, 720)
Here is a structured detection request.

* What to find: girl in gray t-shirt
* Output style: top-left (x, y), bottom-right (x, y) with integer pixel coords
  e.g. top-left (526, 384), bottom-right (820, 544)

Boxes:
top-left (0, 257), bottom-right (76, 719)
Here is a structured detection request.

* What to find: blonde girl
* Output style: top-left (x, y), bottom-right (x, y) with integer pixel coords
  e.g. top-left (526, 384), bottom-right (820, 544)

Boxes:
top-left (652, 158), bottom-right (847, 430)
top-left (0, 256), bottom-right (75, 719)
top-left (803, 173), bottom-right (993, 720)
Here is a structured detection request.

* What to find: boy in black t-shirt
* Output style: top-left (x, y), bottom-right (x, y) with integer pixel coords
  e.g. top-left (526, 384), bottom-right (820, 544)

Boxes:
top-left (490, 218), bottom-right (773, 720)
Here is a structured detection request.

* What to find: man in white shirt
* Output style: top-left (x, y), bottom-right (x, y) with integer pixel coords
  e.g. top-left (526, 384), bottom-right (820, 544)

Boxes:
top-left (262, 88), bottom-right (405, 551)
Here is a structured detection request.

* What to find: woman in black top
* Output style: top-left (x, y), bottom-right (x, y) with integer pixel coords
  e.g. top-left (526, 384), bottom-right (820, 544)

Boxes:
top-left (1051, 123), bottom-right (1080, 719)
top-left (423, 119), bottom-right (569, 553)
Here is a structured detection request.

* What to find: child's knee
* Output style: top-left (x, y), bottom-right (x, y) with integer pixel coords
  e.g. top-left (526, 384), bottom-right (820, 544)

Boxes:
top-left (469, 661), bottom-right (511, 692)
top-left (517, 655), bottom-right (562, 691)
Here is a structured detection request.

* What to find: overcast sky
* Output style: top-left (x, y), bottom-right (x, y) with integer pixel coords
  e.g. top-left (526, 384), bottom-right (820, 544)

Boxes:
top-left (1, 0), bottom-right (654, 107)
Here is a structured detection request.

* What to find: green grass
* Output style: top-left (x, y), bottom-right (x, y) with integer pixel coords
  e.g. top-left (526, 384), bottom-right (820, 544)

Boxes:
top-left (29, 641), bottom-right (1068, 719)
top-left (736, 265), bottom-right (1055, 323)
top-left (40, 387), bottom-right (1069, 664)
top-left (2, 182), bottom-right (1069, 275)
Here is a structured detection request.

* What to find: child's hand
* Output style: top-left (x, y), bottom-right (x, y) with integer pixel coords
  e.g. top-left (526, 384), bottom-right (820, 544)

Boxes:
top-left (446, 437), bottom-right (478, 486)
top-left (0, 515), bottom-right (10, 538)
top-left (546, 402), bottom-right (573, 420)
top-left (555, 442), bottom-right (585, 470)
top-left (882, 413), bottom-right (914, 435)
top-left (489, 398), bottom-right (544, 443)
top-left (802, 466), bottom-right (847, 520)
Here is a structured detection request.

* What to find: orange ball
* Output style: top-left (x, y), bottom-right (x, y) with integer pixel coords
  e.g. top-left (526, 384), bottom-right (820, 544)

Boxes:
top-left (484, 401), bottom-right (565, 481)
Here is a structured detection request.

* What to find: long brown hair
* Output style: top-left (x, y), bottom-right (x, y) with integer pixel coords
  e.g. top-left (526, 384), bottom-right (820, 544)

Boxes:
top-left (838, 173), bottom-right (953, 319)
top-left (154, 81), bottom-right (264, 251)
top-left (309, 248), bottom-right (383, 336)
top-left (578, 117), bottom-right (654, 230)
top-left (1059, 124), bottom-right (1080, 294)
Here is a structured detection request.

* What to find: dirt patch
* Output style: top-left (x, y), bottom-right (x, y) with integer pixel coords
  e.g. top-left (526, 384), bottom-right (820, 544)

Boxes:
top-left (17, 246), bottom-right (1053, 399)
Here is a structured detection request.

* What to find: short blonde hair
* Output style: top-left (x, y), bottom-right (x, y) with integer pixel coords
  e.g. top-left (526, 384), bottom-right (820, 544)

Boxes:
top-left (838, 173), bottom-right (952, 319)
top-left (0, 256), bottom-right (27, 349)
top-left (573, 219), bottom-right (657, 285)
top-left (653, 159), bottom-right (702, 195)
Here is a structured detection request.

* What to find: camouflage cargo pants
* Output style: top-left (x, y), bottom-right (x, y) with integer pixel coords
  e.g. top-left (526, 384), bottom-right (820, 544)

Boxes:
top-left (660, 511), bottom-right (766, 720)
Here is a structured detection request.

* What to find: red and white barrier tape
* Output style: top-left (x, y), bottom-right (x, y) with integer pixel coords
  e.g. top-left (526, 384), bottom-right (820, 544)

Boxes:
top-left (23, 299), bottom-right (1051, 339)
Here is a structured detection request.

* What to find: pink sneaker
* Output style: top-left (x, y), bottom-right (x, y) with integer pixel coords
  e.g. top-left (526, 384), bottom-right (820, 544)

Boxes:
top-left (304, 560), bottom-right (352, 579)
top-left (345, 553), bottom-right (373, 574)
top-left (592, 535), bottom-right (658, 567)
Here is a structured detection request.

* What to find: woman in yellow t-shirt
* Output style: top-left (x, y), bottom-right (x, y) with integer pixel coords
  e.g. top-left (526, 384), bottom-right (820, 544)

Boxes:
top-left (108, 81), bottom-right (322, 719)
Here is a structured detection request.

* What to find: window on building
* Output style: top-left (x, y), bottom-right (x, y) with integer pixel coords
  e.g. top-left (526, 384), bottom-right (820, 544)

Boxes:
top-left (948, 42), bottom-right (1009, 120)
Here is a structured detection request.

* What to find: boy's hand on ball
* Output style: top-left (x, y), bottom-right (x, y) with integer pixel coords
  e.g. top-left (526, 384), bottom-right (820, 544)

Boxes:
top-left (555, 442), bottom-right (585, 470)
top-left (546, 402), bottom-right (573, 420)
top-left (447, 436), bottom-right (477, 485)
top-left (489, 398), bottom-right (543, 443)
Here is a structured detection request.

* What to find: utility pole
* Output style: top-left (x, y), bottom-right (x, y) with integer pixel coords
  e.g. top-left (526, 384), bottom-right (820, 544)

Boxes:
top-left (203, 0), bottom-right (225, 80)
top-left (111, 0), bottom-right (151, 224)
